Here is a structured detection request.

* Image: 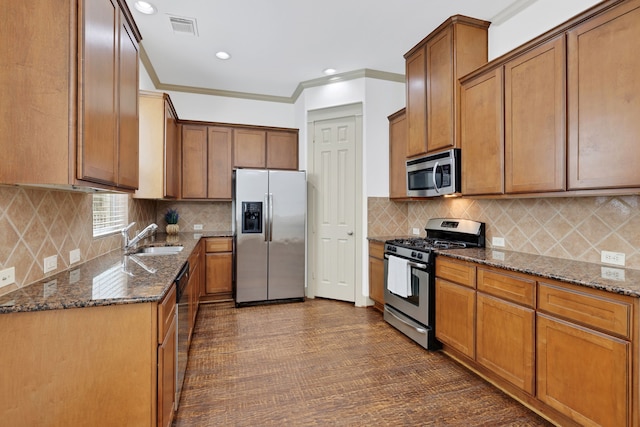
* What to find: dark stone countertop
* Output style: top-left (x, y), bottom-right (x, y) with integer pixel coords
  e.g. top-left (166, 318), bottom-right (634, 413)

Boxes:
top-left (368, 235), bottom-right (640, 298)
top-left (0, 231), bottom-right (233, 314)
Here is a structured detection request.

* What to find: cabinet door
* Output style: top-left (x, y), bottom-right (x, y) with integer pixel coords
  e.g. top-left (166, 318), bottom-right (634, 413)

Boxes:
top-left (79, 0), bottom-right (118, 185)
top-left (537, 314), bottom-right (630, 427)
top-left (234, 128), bottom-right (266, 168)
top-left (368, 241), bottom-right (385, 307)
top-left (181, 125), bottom-right (208, 199)
top-left (435, 278), bottom-right (475, 358)
top-left (388, 109), bottom-right (408, 199)
top-left (405, 46), bottom-right (427, 158)
top-left (205, 253), bottom-right (233, 295)
top-left (460, 67), bottom-right (504, 195)
top-left (266, 131), bottom-right (298, 170)
top-left (567, 1), bottom-right (640, 190)
top-left (505, 35), bottom-right (565, 194)
top-left (164, 102), bottom-right (179, 198)
top-left (157, 314), bottom-right (176, 427)
top-left (117, 14), bottom-right (139, 190)
top-left (476, 293), bottom-right (535, 394)
top-left (427, 28), bottom-right (454, 153)
top-left (207, 127), bottom-right (233, 199)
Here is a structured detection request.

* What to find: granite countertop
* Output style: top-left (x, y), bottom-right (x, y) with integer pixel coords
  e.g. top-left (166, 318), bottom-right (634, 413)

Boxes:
top-left (369, 235), bottom-right (640, 298)
top-left (0, 231), bottom-right (233, 314)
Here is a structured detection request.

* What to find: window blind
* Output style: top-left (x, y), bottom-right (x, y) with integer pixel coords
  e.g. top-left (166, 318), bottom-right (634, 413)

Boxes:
top-left (92, 194), bottom-right (129, 237)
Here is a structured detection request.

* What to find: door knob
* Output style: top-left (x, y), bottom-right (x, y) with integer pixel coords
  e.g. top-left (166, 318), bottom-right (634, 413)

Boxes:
top-left (347, 231), bottom-right (353, 236)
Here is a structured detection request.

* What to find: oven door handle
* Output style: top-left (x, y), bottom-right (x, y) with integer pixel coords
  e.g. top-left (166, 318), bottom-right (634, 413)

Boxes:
top-left (384, 254), bottom-right (427, 270)
top-left (384, 305), bottom-right (428, 334)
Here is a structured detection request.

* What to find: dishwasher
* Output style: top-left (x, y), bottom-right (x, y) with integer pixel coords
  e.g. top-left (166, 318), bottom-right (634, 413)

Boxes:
top-left (174, 261), bottom-right (190, 409)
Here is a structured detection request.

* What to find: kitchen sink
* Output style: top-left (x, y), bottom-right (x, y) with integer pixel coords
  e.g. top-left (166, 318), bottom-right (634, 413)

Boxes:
top-left (131, 246), bottom-right (184, 256)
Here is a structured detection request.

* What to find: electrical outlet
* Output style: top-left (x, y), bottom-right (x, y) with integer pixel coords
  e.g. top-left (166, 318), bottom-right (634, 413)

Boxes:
top-left (193, 224), bottom-right (203, 231)
top-left (412, 228), bottom-right (420, 235)
top-left (601, 267), bottom-right (625, 281)
top-left (601, 250), bottom-right (625, 267)
top-left (0, 267), bottom-right (16, 289)
top-left (492, 237), bottom-right (505, 247)
top-left (44, 255), bottom-right (57, 274)
top-left (69, 249), bottom-right (81, 265)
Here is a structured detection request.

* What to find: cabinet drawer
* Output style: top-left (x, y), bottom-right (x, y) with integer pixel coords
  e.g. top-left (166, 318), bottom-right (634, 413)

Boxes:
top-left (477, 268), bottom-right (535, 308)
top-left (368, 241), bottom-right (384, 259)
top-left (538, 282), bottom-right (632, 339)
top-left (205, 237), bottom-right (233, 253)
top-left (158, 284), bottom-right (176, 343)
top-left (436, 257), bottom-right (476, 288)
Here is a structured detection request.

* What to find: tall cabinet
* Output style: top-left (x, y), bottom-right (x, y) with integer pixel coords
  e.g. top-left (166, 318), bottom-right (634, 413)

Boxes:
top-left (404, 15), bottom-right (489, 158)
top-left (0, 0), bottom-right (141, 191)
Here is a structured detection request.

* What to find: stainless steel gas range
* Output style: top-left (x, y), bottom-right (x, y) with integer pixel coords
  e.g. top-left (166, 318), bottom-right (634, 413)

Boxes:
top-left (383, 218), bottom-right (485, 350)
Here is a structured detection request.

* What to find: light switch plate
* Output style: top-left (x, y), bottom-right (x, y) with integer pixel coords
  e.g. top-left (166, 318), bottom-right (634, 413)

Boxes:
top-left (44, 255), bottom-right (57, 274)
top-left (0, 267), bottom-right (16, 289)
top-left (70, 249), bottom-right (81, 265)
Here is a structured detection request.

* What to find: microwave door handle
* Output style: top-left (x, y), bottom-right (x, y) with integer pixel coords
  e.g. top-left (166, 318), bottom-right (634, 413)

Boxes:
top-left (432, 161), bottom-right (441, 193)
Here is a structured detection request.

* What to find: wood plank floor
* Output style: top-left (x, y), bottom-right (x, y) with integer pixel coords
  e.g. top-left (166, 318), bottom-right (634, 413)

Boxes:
top-left (174, 298), bottom-right (553, 426)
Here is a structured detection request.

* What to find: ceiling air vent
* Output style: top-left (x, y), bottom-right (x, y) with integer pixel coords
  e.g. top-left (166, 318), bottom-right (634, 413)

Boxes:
top-left (168, 16), bottom-right (198, 36)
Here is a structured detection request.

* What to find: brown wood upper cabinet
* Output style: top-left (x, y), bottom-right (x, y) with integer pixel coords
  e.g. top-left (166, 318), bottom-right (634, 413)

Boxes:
top-left (234, 128), bottom-right (299, 170)
top-left (135, 91), bottom-right (180, 199)
top-left (388, 108), bottom-right (408, 199)
top-left (404, 16), bottom-right (489, 158)
top-left (567, 0), bottom-right (640, 190)
top-left (181, 124), bottom-right (233, 200)
top-left (0, 0), bottom-right (141, 191)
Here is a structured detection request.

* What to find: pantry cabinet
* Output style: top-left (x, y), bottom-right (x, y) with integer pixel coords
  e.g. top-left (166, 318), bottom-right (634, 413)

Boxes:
top-left (388, 109), bottom-right (408, 199)
top-left (0, 0), bottom-right (141, 191)
top-left (368, 241), bottom-right (385, 311)
top-left (567, 0), bottom-right (640, 190)
top-left (135, 91), bottom-right (180, 199)
top-left (404, 16), bottom-right (489, 157)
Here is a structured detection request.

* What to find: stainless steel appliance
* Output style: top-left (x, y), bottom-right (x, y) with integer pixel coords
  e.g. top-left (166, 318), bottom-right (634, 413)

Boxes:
top-left (174, 261), bottom-right (190, 409)
top-left (406, 148), bottom-right (461, 197)
top-left (384, 218), bottom-right (485, 349)
top-left (234, 169), bottom-right (306, 305)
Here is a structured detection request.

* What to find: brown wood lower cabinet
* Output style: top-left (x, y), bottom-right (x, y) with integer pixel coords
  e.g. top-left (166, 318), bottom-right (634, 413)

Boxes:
top-left (367, 241), bottom-right (385, 311)
top-left (435, 256), bottom-right (639, 426)
top-left (204, 237), bottom-right (233, 301)
top-left (157, 284), bottom-right (177, 427)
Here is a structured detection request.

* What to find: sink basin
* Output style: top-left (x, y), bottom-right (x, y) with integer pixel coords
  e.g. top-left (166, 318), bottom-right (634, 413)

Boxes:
top-left (131, 246), bottom-right (184, 256)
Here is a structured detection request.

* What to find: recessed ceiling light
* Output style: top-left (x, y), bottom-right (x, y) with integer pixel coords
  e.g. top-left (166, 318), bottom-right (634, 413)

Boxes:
top-left (216, 51), bottom-right (231, 60)
top-left (134, 1), bottom-right (156, 15)
top-left (323, 68), bottom-right (337, 75)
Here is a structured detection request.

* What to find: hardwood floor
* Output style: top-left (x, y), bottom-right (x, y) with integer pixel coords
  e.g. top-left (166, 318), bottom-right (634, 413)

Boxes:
top-left (175, 298), bottom-right (552, 426)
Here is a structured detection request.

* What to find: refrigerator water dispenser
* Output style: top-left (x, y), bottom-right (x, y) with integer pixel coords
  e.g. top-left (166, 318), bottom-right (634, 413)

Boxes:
top-left (241, 201), bottom-right (262, 233)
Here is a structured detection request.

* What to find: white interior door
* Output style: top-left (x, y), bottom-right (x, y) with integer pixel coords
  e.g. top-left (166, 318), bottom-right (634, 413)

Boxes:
top-left (313, 116), bottom-right (356, 302)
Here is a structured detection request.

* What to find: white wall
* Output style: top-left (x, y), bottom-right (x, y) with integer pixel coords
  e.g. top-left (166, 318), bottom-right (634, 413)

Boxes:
top-left (489, 0), bottom-right (603, 59)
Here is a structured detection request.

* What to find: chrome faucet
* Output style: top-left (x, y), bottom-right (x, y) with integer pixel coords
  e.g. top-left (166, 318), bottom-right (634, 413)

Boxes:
top-left (121, 222), bottom-right (158, 252)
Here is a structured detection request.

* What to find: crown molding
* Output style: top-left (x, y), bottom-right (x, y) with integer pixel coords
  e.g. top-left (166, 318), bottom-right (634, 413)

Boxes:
top-left (140, 46), bottom-right (405, 104)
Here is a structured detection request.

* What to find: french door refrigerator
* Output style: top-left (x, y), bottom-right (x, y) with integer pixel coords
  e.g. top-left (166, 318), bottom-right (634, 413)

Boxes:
top-left (234, 169), bottom-right (306, 305)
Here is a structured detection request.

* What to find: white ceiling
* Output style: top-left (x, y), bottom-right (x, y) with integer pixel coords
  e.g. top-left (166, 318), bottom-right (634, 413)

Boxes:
top-left (126, 0), bottom-right (527, 102)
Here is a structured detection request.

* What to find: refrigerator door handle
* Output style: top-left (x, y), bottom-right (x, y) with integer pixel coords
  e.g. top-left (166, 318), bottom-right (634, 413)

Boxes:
top-left (264, 193), bottom-right (269, 242)
top-left (268, 193), bottom-right (274, 242)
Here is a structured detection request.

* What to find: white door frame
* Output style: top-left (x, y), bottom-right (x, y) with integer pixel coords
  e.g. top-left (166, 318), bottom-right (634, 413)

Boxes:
top-left (306, 103), bottom-right (367, 306)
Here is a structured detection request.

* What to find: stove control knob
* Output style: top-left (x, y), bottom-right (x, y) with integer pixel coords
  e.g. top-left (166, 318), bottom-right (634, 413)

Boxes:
top-left (417, 253), bottom-right (423, 259)
top-left (411, 251), bottom-right (416, 257)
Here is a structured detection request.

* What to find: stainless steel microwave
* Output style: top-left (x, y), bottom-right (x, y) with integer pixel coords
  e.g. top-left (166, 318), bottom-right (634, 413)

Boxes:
top-left (406, 148), bottom-right (461, 197)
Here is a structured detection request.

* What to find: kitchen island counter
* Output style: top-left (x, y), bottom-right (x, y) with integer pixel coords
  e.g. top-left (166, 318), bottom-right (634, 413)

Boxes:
top-left (0, 231), bottom-right (232, 314)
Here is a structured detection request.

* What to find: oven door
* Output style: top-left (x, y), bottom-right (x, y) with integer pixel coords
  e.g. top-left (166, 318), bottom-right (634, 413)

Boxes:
top-left (383, 254), bottom-right (430, 326)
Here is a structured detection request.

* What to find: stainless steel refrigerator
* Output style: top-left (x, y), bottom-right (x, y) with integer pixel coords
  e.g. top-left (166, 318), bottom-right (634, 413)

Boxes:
top-left (233, 169), bottom-right (306, 305)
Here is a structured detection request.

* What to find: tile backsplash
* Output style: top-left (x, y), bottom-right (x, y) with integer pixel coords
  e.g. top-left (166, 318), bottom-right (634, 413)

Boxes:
top-left (156, 201), bottom-right (232, 233)
top-left (369, 195), bottom-right (640, 270)
top-left (0, 186), bottom-right (155, 291)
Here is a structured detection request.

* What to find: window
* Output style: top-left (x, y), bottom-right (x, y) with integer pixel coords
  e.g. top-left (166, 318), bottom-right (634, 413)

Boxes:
top-left (92, 194), bottom-right (129, 237)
